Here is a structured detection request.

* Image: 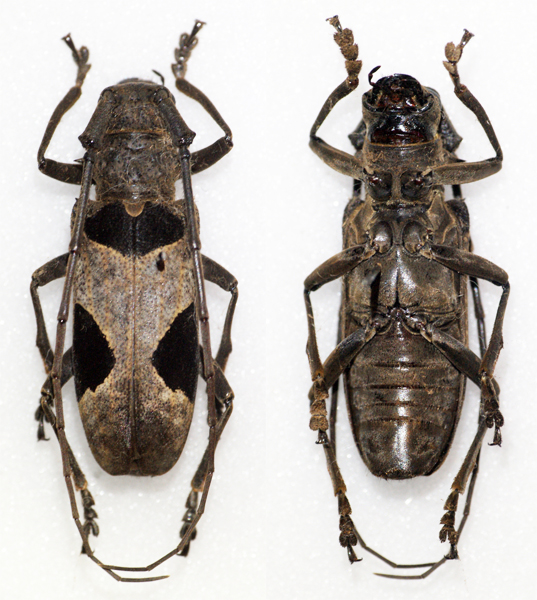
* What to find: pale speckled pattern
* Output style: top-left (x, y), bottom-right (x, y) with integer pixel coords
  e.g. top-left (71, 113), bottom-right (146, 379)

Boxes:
top-left (74, 199), bottom-right (197, 476)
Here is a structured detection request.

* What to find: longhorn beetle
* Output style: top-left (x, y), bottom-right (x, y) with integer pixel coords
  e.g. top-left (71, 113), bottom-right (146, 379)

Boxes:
top-left (305, 17), bottom-right (507, 579)
top-left (31, 21), bottom-right (238, 582)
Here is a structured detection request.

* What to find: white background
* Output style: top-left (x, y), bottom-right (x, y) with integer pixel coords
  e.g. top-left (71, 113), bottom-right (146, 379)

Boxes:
top-left (0, 1), bottom-right (535, 599)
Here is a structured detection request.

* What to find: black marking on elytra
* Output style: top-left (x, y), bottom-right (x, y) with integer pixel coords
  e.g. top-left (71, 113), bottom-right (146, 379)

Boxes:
top-left (84, 202), bottom-right (184, 256)
top-left (73, 303), bottom-right (116, 400)
top-left (152, 302), bottom-right (199, 400)
top-left (156, 252), bottom-right (167, 271)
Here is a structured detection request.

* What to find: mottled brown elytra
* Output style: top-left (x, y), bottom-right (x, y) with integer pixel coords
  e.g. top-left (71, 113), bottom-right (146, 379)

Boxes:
top-left (31, 21), bottom-right (238, 582)
top-left (305, 16), bottom-right (507, 579)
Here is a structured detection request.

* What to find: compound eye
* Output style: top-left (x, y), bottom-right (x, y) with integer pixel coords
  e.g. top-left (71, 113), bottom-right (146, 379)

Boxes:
top-left (401, 171), bottom-right (433, 199)
top-left (366, 172), bottom-right (392, 200)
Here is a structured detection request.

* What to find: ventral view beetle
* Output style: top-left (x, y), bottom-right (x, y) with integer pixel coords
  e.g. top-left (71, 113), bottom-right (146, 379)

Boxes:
top-left (305, 17), bottom-right (507, 579)
top-left (31, 21), bottom-right (238, 582)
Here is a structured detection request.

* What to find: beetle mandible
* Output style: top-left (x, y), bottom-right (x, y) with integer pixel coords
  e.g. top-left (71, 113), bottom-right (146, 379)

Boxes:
top-left (304, 17), bottom-right (507, 579)
top-left (31, 21), bottom-right (238, 582)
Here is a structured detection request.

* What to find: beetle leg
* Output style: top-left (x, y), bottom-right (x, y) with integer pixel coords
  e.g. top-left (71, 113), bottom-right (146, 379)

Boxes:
top-left (203, 358), bottom-right (235, 417)
top-left (177, 389), bottom-right (233, 557)
top-left (376, 287), bottom-right (496, 581)
top-left (425, 244), bottom-right (509, 444)
top-left (308, 326), bottom-right (377, 401)
top-left (304, 244), bottom-right (375, 433)
top-left (315, 326), bottom-right (378, 563)
top-left (173, 351), bottom-right (235, 557)
top-left (30, 247), bottom-right (102, 551)
top-left (172, 22), bottom-right (233, 174)
top-left (470, 276), bottom-right (488, 358)
top-left (38, 35), bottom-right (91, 185)
top-left (171, 20), bottom-right (205, 80)
top-left (309, 18), bottom-right (364, 180)
top-left (176, 334), bottom-right (235, 555)
top-left (31, 253), bottom-right (69, 370)
top-left (37, 372), bottom-right (100, 549)
top-left (304, 244), bottom-right (381, 563)
top-left (36, 349), bottom-right (72, 441)
top-left (201, 255), bottom-right (239, 371)
top-left (174, 76), bottom-right (233, 174)
top-left (425, 319), bottom-right (504, 546)
top-left (178, 254), bottom-right (239, 556)
top-left (30, 253), bottom-right (70, 438)
top-left (307, 304), bottom-right (446, 572)
top-left (434, 31), bottom-right (502, 186)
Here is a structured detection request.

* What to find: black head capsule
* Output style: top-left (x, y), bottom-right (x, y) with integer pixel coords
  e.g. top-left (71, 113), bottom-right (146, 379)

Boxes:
top-left (354, 74), bottom-right (448, 208)
top-left (364, 73), bottom-right (437, 145)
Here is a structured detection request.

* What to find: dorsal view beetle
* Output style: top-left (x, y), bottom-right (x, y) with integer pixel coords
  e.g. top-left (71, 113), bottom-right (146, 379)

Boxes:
top-left (31, 21), bottom-right (238, 582)
top-left (305, 17), bottom-right (507, 579)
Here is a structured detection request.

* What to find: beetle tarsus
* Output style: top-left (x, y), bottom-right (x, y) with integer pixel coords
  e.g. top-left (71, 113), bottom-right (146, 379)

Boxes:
top-left (35, 396), bottom-right (52, 441)
top-left (347, 544), bottom-right (362, 564)
top-left (328, 16), bottom-right (361, 88)
top-left (62, 34), bottom-right (91, 87)
top-left (443, 29), bottom-right (474, 92)
top-left (339, 515), bottom-right (359, 558)
top-left (177, 490), bottom-right (199, 557)
top-left (80, 489), bottom-right (99, 551)
top-left (173, 20), bottom-right (206, 80)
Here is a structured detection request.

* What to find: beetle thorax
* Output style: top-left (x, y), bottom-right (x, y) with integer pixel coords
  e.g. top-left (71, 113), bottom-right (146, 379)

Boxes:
top-left (91, 81), bottom-right (181, 207)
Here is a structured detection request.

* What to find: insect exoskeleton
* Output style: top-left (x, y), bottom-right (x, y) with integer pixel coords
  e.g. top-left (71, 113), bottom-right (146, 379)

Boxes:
top-left (31, 22), bottom-right (238, 582)
top-left (305, 16), bottom-right (507, 578)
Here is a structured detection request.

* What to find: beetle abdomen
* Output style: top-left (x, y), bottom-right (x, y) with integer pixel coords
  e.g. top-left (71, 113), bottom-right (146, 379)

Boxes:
top-left (73, 201), bottom-right (198, 476)
top-left (346, 319), bottom-right (464, 479)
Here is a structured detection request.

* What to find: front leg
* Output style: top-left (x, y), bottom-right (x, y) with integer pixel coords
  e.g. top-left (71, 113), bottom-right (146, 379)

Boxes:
top-left (309, 17), bottom-right (364, 179)
top-left (172, 21), bottom-right (233, 174)
top-left (38, 35), bottom-right (91, 185)
top-left (434, 30), bottom-right (503, 185)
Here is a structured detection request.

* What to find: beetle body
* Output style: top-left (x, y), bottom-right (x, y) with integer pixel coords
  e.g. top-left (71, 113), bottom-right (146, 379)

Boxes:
top-left (73, 81), bottom-right (198, 476)
top-left (342, 77), bottom-right (469, 479)
top-left (305, 19), bottom-right (507, 576)
top-left (31, 24), bottom-right (237, 581)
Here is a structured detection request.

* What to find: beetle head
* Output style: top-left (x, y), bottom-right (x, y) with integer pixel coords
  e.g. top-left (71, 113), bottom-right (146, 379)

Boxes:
top-left (345, 74), bottom-right (455, 208)
top-left (362, 73), bottom-right (441, 146)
